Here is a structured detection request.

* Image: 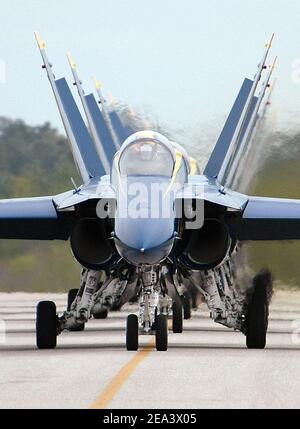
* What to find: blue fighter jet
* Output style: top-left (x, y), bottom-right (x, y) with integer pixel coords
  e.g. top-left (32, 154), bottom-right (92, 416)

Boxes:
top-left (0, 34), bottom-right (297, 351)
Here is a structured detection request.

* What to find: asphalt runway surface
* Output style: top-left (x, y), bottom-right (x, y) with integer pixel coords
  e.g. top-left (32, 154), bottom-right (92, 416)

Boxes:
top-left (1, 290), bottom-right (300, 409)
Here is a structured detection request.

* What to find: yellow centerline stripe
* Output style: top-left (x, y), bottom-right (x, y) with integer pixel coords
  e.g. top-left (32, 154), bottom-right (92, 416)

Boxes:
top-left (90, 338), bottom-right (155, 409)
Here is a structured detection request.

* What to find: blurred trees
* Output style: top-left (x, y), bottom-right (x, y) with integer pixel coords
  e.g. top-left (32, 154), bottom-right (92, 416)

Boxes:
top-left (246, 130), bottom-right (300, 288)
top-left (0, 117), bottom-right (80, 292)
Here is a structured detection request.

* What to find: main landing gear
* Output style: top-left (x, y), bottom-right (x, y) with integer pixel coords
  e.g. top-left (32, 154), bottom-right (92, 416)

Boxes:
top-left (36, 270), bottom-right (101, 349)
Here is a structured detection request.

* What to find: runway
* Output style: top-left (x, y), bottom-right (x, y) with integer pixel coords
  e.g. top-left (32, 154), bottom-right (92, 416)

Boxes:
top-left (1, 290), bottom-right (300, 409)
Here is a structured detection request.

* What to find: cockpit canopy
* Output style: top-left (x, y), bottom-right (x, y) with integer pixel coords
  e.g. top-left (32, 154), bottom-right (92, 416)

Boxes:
top-left (119, 131), bottom-right (175, 178)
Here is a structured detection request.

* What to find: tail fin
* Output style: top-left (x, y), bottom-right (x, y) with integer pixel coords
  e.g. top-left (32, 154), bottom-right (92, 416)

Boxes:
top-left (93, 77), bottom-right (120, 151)
top-left (67, 53), bottom-right (110, 174)
top-left (222, 93), bottom-right (259, 186)
top-left (204, 78), bottom-right (254, 179)
top-left (204, 34), bottom-right (274, 185)
top-left (84, 93), bottom-right (116, 166)
top-left (35, 33), bottom-right (105, 182)
top-left (108, 99), bottom-right (132, 144)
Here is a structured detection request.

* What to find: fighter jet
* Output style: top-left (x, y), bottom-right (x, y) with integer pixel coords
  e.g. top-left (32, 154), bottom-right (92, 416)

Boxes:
top-left (1, 33), bottom-right (299, 352)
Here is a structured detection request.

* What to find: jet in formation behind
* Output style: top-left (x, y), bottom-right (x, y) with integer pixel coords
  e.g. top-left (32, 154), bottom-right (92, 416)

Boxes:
top-left (0, 33), bottom-right (298, 351)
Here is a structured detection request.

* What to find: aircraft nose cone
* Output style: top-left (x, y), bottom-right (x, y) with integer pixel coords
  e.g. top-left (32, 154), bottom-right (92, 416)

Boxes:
top-left (114, 217), bottom-right (175, 266)
top-left (116, 217), bottom-right (174, 250)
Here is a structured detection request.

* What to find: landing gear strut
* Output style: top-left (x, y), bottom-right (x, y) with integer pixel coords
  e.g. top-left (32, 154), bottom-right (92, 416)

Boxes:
top-left (67, 289), bottom-right (85, 331)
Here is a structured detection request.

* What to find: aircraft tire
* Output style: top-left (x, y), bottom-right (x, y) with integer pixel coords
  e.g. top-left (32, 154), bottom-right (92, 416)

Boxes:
top-left (156, 314), bottom-right (168, 351)
top-left (183, 295), bottom-right (192, 320)
top-left (246, 274), bottom-right (269, 349)
top-left (67, 288), bottom-right (79, 311)
top-left (126, 314), bottom-right (139, 351)
top-left (36, 301), bottom-right (57, 349)
top-left (172, 302), bottom-right (183, 333)
top-left (93, 308), bottom-right (109, 319)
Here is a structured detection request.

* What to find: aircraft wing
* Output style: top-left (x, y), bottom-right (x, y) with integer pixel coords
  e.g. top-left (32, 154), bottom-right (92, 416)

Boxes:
top-left (179, 177), bottom-right (300, 241)
top-left (0, 178), bottom-right (116, 240)
top-left (177, 176), bottom-right (248, 211)
top-left (0, 196), bottom-right (73, 240)
top-left (54, 178), bottom-right (116, 209)
top-left (228, 196), bottom-right (300, 240)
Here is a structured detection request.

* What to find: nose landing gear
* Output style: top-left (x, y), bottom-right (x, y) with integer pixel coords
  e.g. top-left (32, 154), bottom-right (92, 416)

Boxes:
top-left (126, 267), bottom-right (171, 351)
top-left (126, 311), bottom-right (169, 352)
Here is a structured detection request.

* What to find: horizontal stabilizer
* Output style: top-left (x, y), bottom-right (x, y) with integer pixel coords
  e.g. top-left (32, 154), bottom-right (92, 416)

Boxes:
top-left (204, 78), bottom-right (253, 178)
top-left (85, 94), bottom-right (116, 167)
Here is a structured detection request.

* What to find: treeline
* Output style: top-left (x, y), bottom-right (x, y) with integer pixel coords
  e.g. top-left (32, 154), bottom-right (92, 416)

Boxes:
top-left (0, 117), bottom-right (80, 292)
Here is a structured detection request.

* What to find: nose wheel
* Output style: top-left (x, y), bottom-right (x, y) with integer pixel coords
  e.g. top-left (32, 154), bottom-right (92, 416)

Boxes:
top-left (126, 312), bottom-right (169, 351)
